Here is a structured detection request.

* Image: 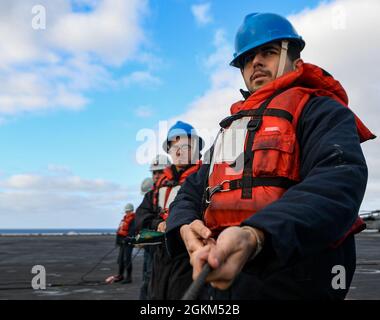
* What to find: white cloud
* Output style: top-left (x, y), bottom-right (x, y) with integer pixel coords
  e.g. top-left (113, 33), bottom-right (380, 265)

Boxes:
top-left (288, 0), bottom-right (380, 129)
top-left (0, 0), bottom-right (150, 117)
top-left (168, 28), bottom-right (244, 149)
top-left (1, 174), bottom-right (121, 193)
top-left (0, 169), bottom-right (144, 228)
top-left (47, 164), bottom-right (72, 173)
top-left (122, 71), bottom-right (162, 87)
top-left (191, 3), bottom-right (213, 26)
top-left (172, 0), bottom-right (380, 210)
top-left (138, 29), bottom-right (242, 159)
top-left (288, 0), bottom-right (380, 211)
top-left (135, 105), bottom-right (154, 118)
top-left (49, 0), bottom-right (148, 66)
top-left (0, 68), bottom-right (91, 114)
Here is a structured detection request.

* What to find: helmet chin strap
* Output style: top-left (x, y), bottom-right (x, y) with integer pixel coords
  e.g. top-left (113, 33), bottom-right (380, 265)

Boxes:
top-left (276, 40), bottom-right (289, 78)
top-left (246, 40), bottom-right (289, 94)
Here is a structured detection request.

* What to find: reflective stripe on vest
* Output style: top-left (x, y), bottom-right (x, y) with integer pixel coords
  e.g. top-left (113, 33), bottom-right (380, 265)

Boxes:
top-left (158, 185), bottom-right (181, 211)
top-left (209, 117), bottom-right (250, 178)
top-left (166, 185), bottom-right (181, 209)
top-left (158, 186), bottom-right (169, 210)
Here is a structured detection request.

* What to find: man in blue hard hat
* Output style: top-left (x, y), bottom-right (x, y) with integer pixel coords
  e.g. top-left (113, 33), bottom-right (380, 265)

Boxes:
top-left (230, 12), bottom-right (305, 89)
top-left (166, 13), bottom-right (375, 299)
top-left (145, 121), bottom-right (205, 299)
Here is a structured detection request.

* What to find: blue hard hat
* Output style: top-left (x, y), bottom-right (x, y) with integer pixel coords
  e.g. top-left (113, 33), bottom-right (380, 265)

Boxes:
top-left (230, 13), bottom-right (305, 68)
top-left (162, 121), bottom-right (204, 152)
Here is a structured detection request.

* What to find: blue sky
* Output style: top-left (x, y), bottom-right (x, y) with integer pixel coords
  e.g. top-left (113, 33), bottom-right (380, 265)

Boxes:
top-left (1, 0), bottom-right (379, 228)
top-left (1, 0), bottom-right (321, 182)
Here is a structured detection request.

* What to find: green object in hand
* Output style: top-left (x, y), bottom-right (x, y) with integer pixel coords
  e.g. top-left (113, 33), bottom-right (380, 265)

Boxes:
top-left (131, 229), bottom-right (165, 245)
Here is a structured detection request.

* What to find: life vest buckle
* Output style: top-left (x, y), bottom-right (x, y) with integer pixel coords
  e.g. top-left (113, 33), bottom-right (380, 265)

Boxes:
top-left (205, 180), bottom-right (231, 204)
top-left (218, 180), bottom-right (232, 192)
top-left (247, 117), bottom-right (262, 132)
top-left (159, 209), bottom-right (169, 221)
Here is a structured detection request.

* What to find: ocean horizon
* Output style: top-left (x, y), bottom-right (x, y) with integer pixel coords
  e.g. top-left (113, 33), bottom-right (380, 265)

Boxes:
top-left (0, 228), bottom-right (116, 236)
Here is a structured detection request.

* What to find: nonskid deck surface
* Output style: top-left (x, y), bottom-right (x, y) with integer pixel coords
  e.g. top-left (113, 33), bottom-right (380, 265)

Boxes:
top-left (0, 233), bottom-right (379, 300)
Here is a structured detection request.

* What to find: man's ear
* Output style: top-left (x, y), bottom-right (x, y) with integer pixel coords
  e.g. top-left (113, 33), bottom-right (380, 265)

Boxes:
top-left (293, 58), bottom-right (303, 70)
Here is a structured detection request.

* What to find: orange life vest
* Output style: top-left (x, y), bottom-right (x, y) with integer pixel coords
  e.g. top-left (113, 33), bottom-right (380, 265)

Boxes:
top-left (117, 212), bottom-right (136, 237)
top-left (153, 163), bottom-right (202, 220)
top-left (203, 62), bottom-right (375, 242)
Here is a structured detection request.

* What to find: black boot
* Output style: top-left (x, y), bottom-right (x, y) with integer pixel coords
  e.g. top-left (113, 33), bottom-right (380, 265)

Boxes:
top-left (122, 273), bottom-right (132, 284)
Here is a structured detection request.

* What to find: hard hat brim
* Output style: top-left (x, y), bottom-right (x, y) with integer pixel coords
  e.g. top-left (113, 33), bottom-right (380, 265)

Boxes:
top-left (230, 36), bottom-right (305, 68)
